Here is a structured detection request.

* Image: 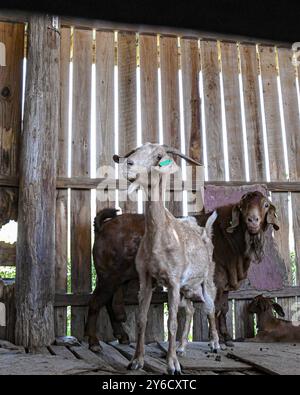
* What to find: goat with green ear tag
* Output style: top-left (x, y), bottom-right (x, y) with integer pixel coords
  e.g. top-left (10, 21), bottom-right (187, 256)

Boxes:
top-left (113, 142), bottom-right (219, 375)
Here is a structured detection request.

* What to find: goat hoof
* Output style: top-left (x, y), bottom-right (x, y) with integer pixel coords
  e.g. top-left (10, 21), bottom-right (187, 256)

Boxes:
top-left (167, 356), bottom-right (182, 375)
top-left (116, 334), bottom-right (130, 345)
top-left (176, 348), bottom-right (186, 357)
top-left (89, 343), bottom-right (102, 353)
top-left (210, 341), bottom-right (221, 354)
top-left (167, 368), bottom-right (182, 375)
top-left (127, 359), bottom-right (143, 371)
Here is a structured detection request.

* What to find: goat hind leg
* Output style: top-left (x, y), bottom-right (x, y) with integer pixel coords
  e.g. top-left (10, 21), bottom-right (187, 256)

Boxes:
top-left (177, 299), bottom-right (194, 357)
top-left (85, 282), bottom-right (113, 352)
top-left (128, 274), bottom-right (153, 371)
top-left (167, 284), bottom-right (182, 375)
top-left (106, 297), bottom-right (130, 345)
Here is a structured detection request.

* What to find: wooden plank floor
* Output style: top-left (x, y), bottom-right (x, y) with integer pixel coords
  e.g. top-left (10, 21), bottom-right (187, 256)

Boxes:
top-left (0, 339), bottom-right (299, 375)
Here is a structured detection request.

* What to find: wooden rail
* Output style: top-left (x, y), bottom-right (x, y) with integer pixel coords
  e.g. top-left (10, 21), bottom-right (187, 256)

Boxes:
top-left (54, 286), bottom-right (300, 307)
top-left (0, 10), bottom-right (292, 48)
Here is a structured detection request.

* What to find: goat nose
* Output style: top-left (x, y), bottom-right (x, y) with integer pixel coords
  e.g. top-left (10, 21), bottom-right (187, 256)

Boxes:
top-left (248, 216), bottom-right (259, 224)
top-left (127, 159), bottom-right (134, 166)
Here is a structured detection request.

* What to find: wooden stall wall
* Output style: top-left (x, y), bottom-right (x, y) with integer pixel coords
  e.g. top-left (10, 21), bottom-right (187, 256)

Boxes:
top-left (0, 22), bottom-right (24, 342)
top-left (0, 18), bottom-right (300, 343)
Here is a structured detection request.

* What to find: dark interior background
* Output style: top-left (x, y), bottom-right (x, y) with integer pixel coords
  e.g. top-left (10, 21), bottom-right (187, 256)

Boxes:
top-left (1, 0), bottom-right (300, 43)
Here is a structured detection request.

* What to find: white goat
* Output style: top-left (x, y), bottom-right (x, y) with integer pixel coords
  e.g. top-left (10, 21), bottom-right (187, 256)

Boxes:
top-left (113, 143), bottom-right (220, 375)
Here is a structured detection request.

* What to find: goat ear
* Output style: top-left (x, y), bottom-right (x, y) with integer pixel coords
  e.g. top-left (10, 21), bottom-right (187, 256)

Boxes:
top-left (272, 302), bottom-right (285, 317)
top-left (154, 156), bottom-right (179, 175)
top-left (266, 202), bottom-right (280, 231)
top-left (226, 205), bottom-right (241, 233)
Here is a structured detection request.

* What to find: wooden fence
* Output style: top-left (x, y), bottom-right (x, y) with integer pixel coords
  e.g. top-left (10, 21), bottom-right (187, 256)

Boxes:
top-left (0, 17), bottom-right (300, 343)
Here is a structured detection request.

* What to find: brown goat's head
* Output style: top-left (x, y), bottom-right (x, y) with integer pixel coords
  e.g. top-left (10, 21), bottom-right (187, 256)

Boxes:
top-left (248, 295), bottom-right (285, 317)
top-left (227, 191), bottom-right (279, 235)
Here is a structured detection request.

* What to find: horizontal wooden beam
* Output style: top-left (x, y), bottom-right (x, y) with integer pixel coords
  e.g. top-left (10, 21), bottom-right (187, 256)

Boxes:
top-left (54, 291), bottom-right (168, 307)
top-left (54, 286), bottom-right (300, 307)
top-left (0, 10), bottom-right (291, 48)
top-left (228, 286), bottom-right (300, 300)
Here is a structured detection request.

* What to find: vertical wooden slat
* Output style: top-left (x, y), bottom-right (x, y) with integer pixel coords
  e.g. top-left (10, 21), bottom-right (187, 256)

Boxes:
top-left (181, 38), bottom-right (203, 215)
top-left (259, 46), bottom-right (285, 181)
top-left (292, 194), bottom-right (300, 285)
top-left (139, 34), bottom-right (164, 342)
top-left (221, 42), bottom-right (245, 181)
top-left (0, 22), bottom-right (24, 177)
top-left (259, 45), bottom-right (291, 284)
top-left (240, 44), bottom-right (265, 181)
top-left (234, 300), bottom-right (254, 340)
top-left (277, 297), bottom-right (296, 321)
top-left (118, 31), bottom-right (137, 214)
top-left (95, 30), bottom-right (116, 342)
top-left (198, 40), bottom-right (225, 340)
top-left (181, 38), bottom-right (205, 340)
top-left (277, 48), bottom-right (300, 285)
top-left (201, 40), bottom-right (224, 181)
top-left (95, 30), bottom-right (115, 211)
top-left (160, 35), bottom-right (182, 216)
top-left (181, 38), bottom-right (202, 163)
top-left (192, 304), bottom-right (209, 341)
top-left (55, 27), bottom-right (70, 337)
top-left (71, 29), bottom-right (92, 340)
top-left (222, 43), bottom-right (254, 339)
top-left (140, 34), bottom-right (159, 143)
top-left (277, 48), bottom-right (300, 181)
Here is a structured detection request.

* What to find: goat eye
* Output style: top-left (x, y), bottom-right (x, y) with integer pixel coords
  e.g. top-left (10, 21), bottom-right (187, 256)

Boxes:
top-left (265, 203), bottom-right (269, 208)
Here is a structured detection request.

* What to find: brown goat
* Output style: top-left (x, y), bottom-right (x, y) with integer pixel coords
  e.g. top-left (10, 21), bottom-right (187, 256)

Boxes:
top-left (248, 295), bottom-right (300, 342)
top-left (85, 191), bottom-right (280, 351)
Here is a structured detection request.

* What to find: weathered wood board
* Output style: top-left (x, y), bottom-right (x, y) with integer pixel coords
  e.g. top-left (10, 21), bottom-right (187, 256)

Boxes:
top-left (0, 22), bottom-right (24, 177)
top-left (201, 40), bottom-right (224, 181)
top-left (221, 42), bottom-right (245, 181)
top-left (239, 44), bottom-right (265, 182)
top-left (55, 26), bottom-right (70, 338)
top-left (139, 34), bottom-right (159, 144)
top-left (110, 341), bottom-right (166, 374)
top-left (160, 35), bottom-right (182, 216)
top-left (227, 342), bottom-right (300, 375)
top-left (71, 28), bottom-right (92, 340)
top-left (158, 342), bottom-right (252, 371)
top-left (118, 31), bottom-right (137, 213)
top-left (95, 30), bottom-right (115, 211)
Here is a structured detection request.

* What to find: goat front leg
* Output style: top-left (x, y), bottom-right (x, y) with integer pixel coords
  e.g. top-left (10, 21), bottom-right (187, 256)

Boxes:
top-left (207, 310), bottom-right (221, 353)
top-left (167, 284), bottom-right (182, 375)
top-left (177, 298), bottom-right (194, 357)
top-left (127, 273), bottom-right (153, 371)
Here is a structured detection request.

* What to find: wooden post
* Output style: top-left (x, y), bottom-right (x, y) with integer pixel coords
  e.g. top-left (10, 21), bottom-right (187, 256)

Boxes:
top-left (15, 15), bottom-right (60, 349)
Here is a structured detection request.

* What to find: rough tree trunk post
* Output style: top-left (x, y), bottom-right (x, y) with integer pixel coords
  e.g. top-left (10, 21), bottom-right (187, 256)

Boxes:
top-left (15, 15), bottom-right (60, 349)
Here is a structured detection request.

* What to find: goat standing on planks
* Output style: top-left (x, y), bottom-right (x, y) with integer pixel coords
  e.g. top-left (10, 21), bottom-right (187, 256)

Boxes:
top-left (85, 190), bottom-right (280, 350)
top-left (113, 143), bottom-right (220, 375)
top-left (247, 295), bottom-right (300, 343)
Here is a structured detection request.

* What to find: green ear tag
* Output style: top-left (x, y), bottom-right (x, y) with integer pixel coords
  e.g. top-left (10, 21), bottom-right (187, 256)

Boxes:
top-left (159, 159), bottom-right (172, 167)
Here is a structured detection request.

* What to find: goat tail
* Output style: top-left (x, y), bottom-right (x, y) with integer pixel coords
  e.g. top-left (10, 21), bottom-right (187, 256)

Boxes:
top-left (205, 210), bottom-right (218, 239)
top-left (94, 208), bottom-right (120, 233)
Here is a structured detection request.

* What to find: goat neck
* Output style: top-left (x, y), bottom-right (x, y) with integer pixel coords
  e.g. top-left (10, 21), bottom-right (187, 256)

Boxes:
top-left (144, 173), bottom-right (169, 227)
